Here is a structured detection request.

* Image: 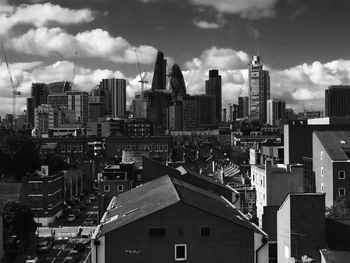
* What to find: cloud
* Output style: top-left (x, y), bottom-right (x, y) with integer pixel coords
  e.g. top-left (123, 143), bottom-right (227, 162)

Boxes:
top-left (189, 0), bottom-right (277, 19)
top-left (0, 2), bottom-right (95, 35)
top-left (8, 27), bottom-right (158, 64)
top-left (193, 19), bottom-right (221, 29)
top-left (0, 60), bottom-right (153, 116)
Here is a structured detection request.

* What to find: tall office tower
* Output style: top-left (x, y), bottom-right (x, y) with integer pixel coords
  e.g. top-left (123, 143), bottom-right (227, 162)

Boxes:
top-left (232, 104), bottom-right (239, 121)
top-left (238, 96), bottom-right (249, 118)
top-left (266, 99), bottom-right (286, 126)
top-left (223, 108), bottom-right (227, 122)
top-left (26, 98), bottom-right (33, 125)
top-left (325, 85), bottom-right (350, 117)
top-left (29, 83), bottom-right (48, 126)
top-left (169, 64), bottom-right (187, 99)
top-left (151, 50), bottom-right (167, 90)
top-left (205, 69), bottom-right (222, 122)
top-left (99, 79), bottom-right (113, 116)
top-left (47, 81), bottom-right (72, 93)
top-left (89, 85), bottom-right (106, 121)
top-left (248, 56), bottom-right (270, 123)
top-left (111, 79), bottom-right (126, 118)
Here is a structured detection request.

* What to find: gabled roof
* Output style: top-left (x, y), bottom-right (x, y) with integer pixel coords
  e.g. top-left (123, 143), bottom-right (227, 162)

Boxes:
top-left (320, 249), bottom-right (350, 263)
top-left (96, 175), bottom-right (263, 237)
top-left (315, 131), bottom-right (350, 161)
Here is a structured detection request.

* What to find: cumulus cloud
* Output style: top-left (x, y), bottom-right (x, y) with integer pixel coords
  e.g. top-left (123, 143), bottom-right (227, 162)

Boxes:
top-left (0, 2), bottom-right (95, 35)
top-left (189, 0), bottom-right (278, 19)
top-left (193, 19), bottom-right (221, 29)
top-left (0, 60), bottom-right (148, 116)
top-left (8, 27), bottom-right (158, 64)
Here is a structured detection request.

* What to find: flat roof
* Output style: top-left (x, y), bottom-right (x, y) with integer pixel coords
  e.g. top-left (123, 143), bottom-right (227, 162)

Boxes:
top-left (315, 131), bottom-right (350, 161)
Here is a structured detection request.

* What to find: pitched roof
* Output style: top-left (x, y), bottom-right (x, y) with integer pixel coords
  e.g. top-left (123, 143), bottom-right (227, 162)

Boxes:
top-left (96, 175), bottom-right (263, 237)
top-left (315, 131), bottom-right (350, 161)
top-left (320, 249), bottom-right (350, 263)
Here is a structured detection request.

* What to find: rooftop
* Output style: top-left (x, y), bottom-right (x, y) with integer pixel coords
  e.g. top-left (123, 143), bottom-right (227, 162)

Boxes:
top-left (315, 131), bottom-right (350, 161)
top-left (320, 249), bottom-right (350, 263)
top-left (95, 175), bottom-right (263, 238)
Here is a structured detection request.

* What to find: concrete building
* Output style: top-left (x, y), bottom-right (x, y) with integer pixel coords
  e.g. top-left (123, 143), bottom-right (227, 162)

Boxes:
top-left (238, 96), bottom-right (249, 119)
top-left (283, 118), bottom-right (350, 166)
top-left (325, 85), bottom-right (350, 117)
top-left (91, 175), bottom-right (268, 263)
top-left (248, 56), bottom-right (270, 123)
top-left (151, 50), bottom-right (167, 91)
top-left (111, 79), bottom-right (126, 118)
top-left (251, 160), bottom-right (303, 240)
top-left (205, 69), bottom-right (222, 122)
top-left (313, 131), bottom-right (350, 208)
top-left (21, 166), bottom-right (64, 226)
top-left (277, 193), bottom-right (325, 263)
top-left (266, 99), bottom-right (285, 126)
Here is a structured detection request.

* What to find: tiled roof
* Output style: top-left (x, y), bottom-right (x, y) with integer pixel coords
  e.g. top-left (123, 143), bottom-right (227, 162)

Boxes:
top-left (315, 131), bottom-right (350, 161)
top-left (97, 175), bottom-right (263, 237)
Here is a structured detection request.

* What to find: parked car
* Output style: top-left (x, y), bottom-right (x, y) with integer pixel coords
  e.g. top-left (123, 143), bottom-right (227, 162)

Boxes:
top-left (25, 255), bottom-right (38, 263)
top-left (66, 213), bottom-right (76, 222)
top-left (37, 240), bottom-right (53, 253)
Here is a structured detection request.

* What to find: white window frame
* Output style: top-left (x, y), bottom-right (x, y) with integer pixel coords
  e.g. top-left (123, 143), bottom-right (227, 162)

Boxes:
top-left (175, 244), bottom-right (187, 261)
top-left (338, 171), bottom-right (346, 180)
top-left (320, 151), bottom-right (324, 160)
top-left (321, 167), bottom-right (324, 177)
top-left (104, 185), bottom-right (110, 192)
top-left (117, 185), bottom-right (124, 192)
top-left (321, 183), bottom-right (324, 193)
top-left (339, 188), bottom-right (346, 197)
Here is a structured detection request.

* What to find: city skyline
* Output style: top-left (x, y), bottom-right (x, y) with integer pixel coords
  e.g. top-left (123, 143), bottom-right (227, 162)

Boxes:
top-left (1, 0), bottom-right (350, 117)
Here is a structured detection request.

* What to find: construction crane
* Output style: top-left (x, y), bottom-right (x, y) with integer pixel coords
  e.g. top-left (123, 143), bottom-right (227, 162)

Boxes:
top-left (133, 49), bottom-right (148, 94)
top-left (1, 43), bottom-right (22, 127)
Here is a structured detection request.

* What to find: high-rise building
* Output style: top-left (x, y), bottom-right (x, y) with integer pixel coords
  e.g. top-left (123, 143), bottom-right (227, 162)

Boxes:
top-left (151, 51), bottom-right (167, 91)
top-left (47, 91), bottom-right (89, 123)
top-left (266, 99), bottom-right (286, 126)
top-left (238, 96), bottom-right (249, 118)
top-left (29, 83), bottom-right (48, 126)
top-left (111, 79), bottom-right (126, 118)
top-left (205, 69), bottom-right (222, 122)
top-left (249, 56), bottom-right (270, 123)
top-left (169, 64), bottom-right (187, 99)
top-left (325, 85), bottom-right (350, 117)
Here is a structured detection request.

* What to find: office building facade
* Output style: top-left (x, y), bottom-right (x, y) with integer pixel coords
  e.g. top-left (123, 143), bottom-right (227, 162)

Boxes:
top-left (151, 50), bottom-right (167, 91)
top-left (325, 85), bottom-right (350, 117)
top-left (238, 96), bottom-right (249, 118)
top-left (267, 99), bottom-right (286, 125)
top-left (205, 69), bottom-right (222, 122)
top-left (110, 79), bottom-right (126, 118)
top-left (249, 56), bottom-right (270, 123)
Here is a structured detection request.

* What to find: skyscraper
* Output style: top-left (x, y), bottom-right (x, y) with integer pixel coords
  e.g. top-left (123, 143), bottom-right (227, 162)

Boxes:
top-left (266, 99), bottom-right (286, 126)
top-left (238, 96), bottom-right (249, 118)
top-left (325, 85), bottom-right (350, 117)
top-left (169, 64), bottom-right (187, 99)
top-left (248, 56), bottom-right (270, 123)
top-left (205, 69), bottom-right (222, 122)
top-left (151, 50), bottom-right (167, 90)
top-left (111, 79), bottom-right (126, 118)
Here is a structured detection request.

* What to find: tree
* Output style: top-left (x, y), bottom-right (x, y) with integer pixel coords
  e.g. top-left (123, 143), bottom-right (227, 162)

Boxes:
top-left (2, 202), bottom-right (37, 253)
top-left (0, 134), bottom-right (39, 181)
top-left (326, 198), bottom-right (350, 219)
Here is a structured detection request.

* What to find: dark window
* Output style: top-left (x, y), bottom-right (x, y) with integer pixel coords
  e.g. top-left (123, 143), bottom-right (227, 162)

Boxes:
top-left (175, 244), bottom-right (187, 261)
top-left (149, 228), bottom-right (165, 237)
top-left (200, 227), bottom-right (210, 237)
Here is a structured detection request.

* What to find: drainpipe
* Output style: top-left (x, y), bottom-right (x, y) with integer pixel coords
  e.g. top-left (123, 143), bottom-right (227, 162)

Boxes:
top-left (256, 236), bottom-right (268, 263)
top-left (94, 239), bottom-right (100, 263)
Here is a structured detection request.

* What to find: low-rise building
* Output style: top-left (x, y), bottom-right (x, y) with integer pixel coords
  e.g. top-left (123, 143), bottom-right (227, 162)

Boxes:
top-left (313, 131), bottom-right (350, 208)
top-left (277, 193), bottom-right (326, 263)
top-left (251, 160), bottom-right (303, 240)
top-left (91, 175), bottom-right (268, 263)
top-left (21, 166), bottom-right (64, 226)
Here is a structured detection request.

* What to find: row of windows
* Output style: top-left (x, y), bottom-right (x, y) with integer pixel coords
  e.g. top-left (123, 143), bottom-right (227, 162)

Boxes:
top-left (321, 184), bottom-right (347, 197)
top-left (61, 144), bottom-right (83, 153)
top-left (148, 227), bottom-right (210, 238)
top-left (103, 184), bottom-right (124, 192)
top-left (116, 144), bottom-right (168, 152)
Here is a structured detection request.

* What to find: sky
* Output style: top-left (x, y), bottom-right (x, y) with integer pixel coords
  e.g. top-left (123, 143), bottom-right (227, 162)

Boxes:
top-left (1, 0), bottom-right (350, 118)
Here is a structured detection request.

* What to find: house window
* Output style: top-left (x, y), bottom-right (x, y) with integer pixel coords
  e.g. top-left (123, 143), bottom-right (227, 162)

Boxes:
top-left (104, 185), bottom-right (110, 192)
top-left (149, 228), bottom-right (165, 237)
top-left (200, 227), bottom-right (210, 237)
top-left (117, 185), bottom-right (124, 192)
top-left (321, 183), bottom-right (324, 193)
top-left (78, 145), bottom-right (83, 153)
top-left (338, 171), bottom-right (346, 180)
top-left (320, 151), bottom-right (324, 160)
top-left (339, 188), bottom-right (346, 197)
top-left (61, 145), bottom-right (66, 153)
top-left (175, 244), bottom-right (187, 261)
top-left (321, 167), bottom-right (324, 177)
top-left (67, 144), bottom-right (71, 152)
